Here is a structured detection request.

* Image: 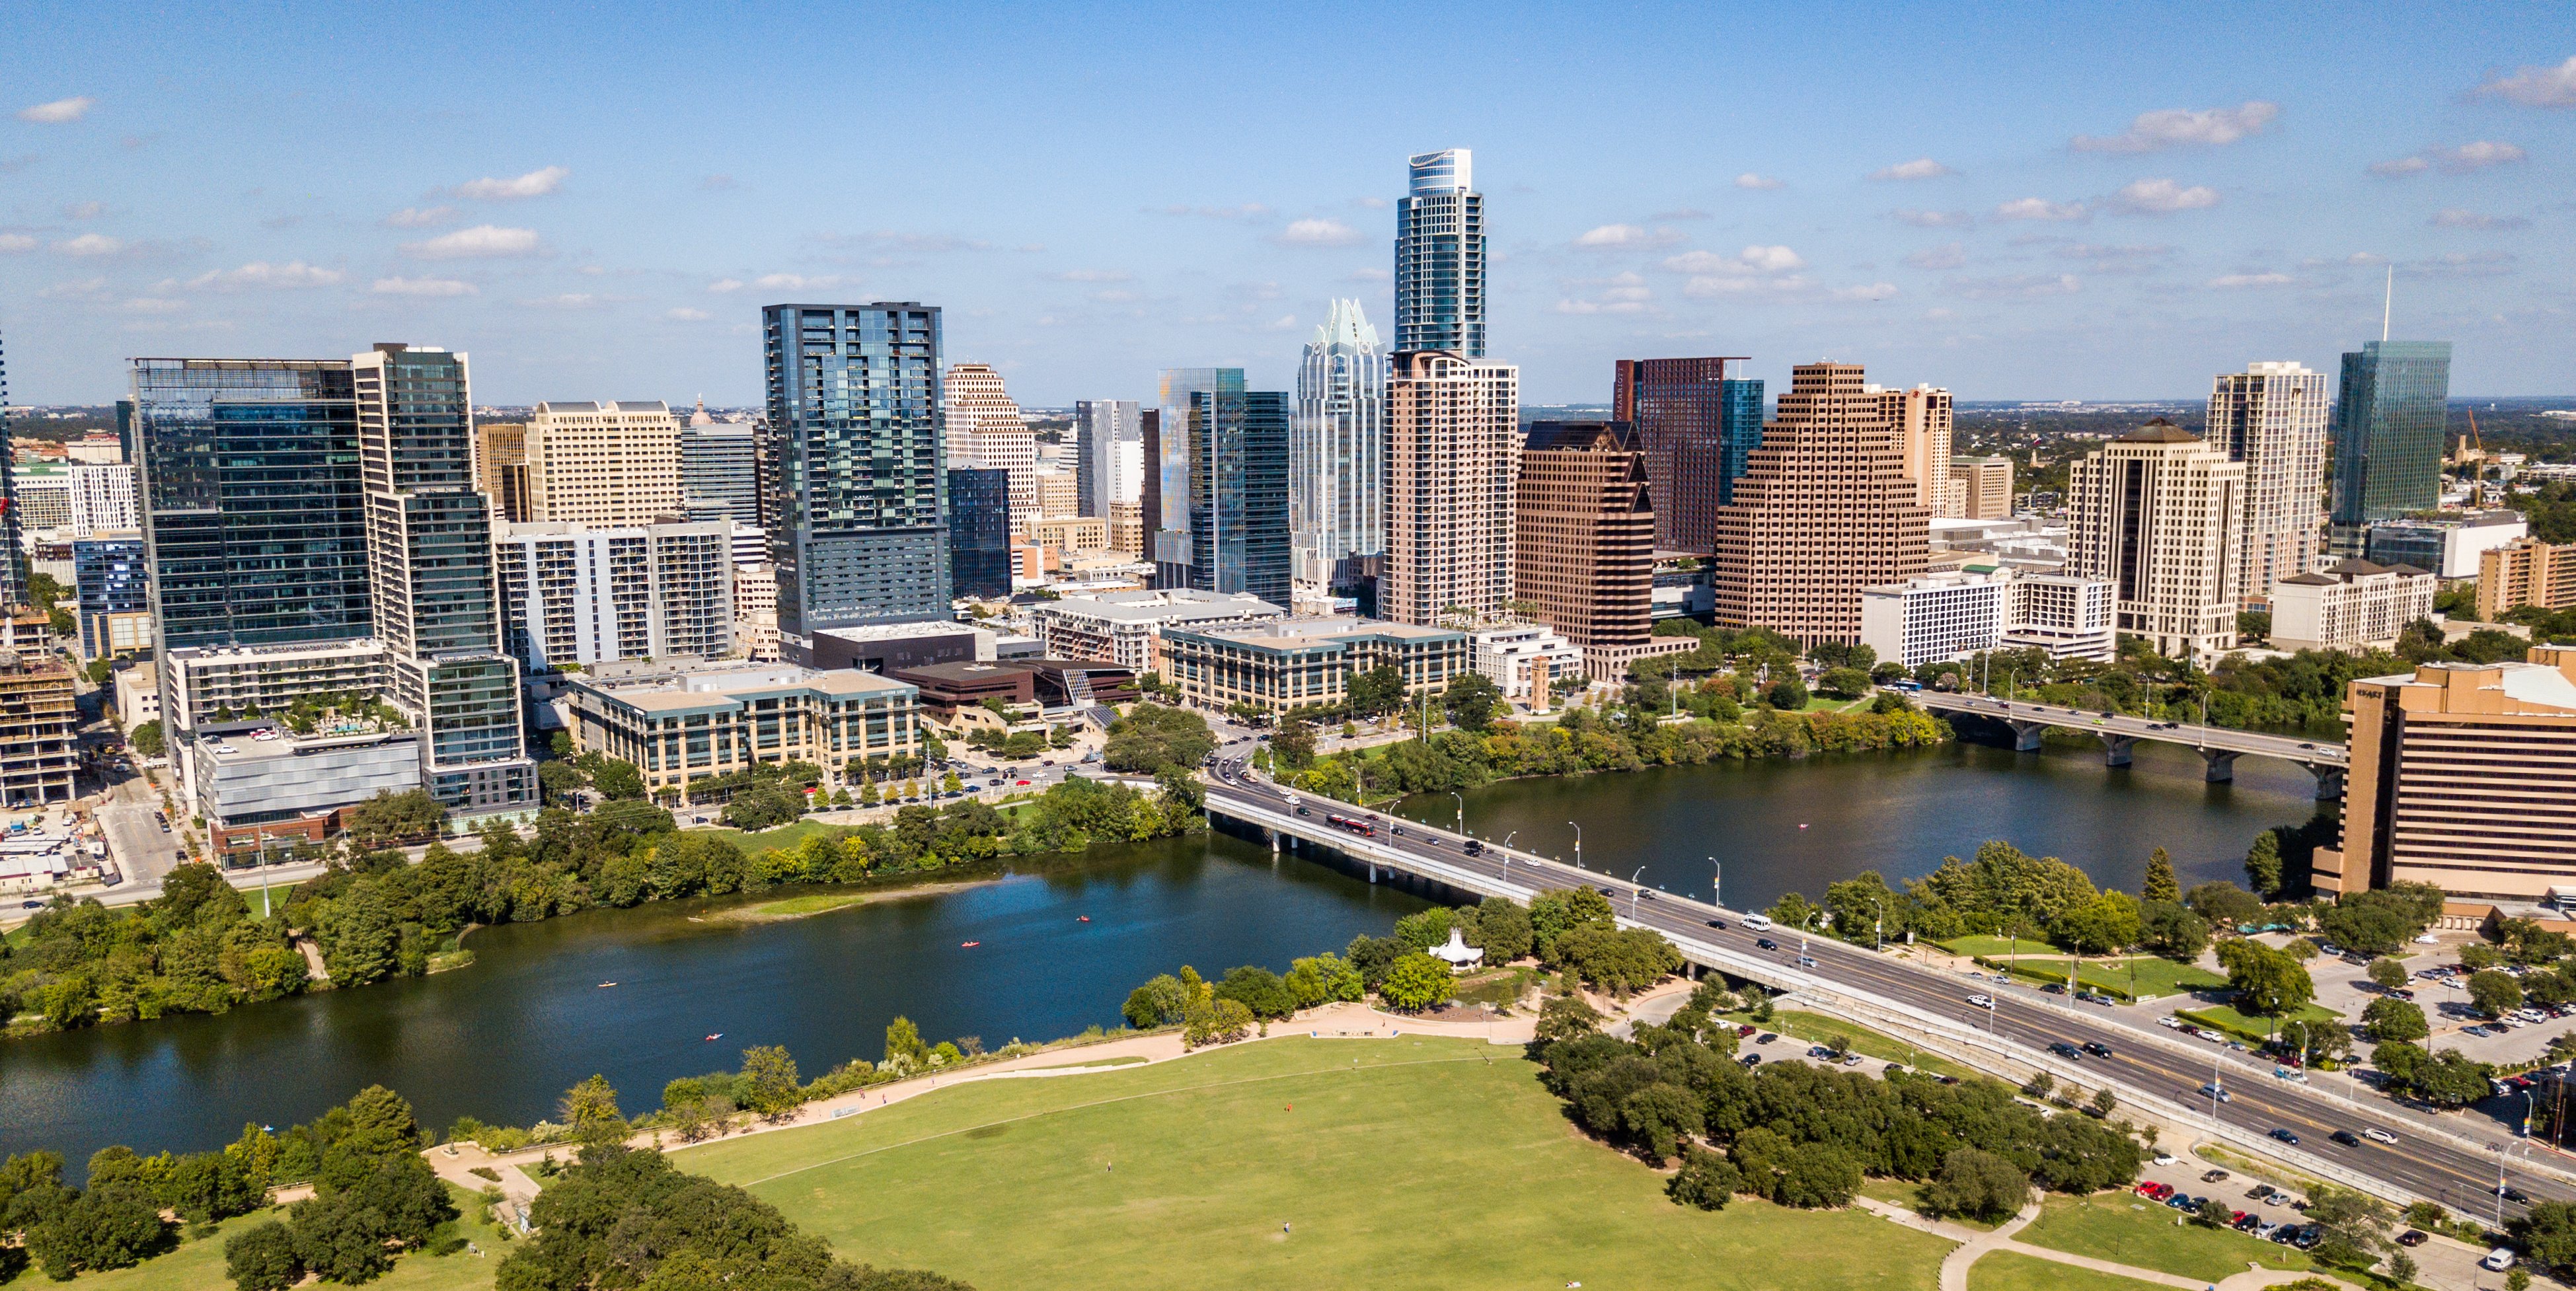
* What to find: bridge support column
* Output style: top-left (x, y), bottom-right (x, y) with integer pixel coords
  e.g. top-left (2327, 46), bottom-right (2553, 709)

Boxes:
top-left (2099, 733), bottom-right (2136, 767)
top-left (2198, 749), bottom-right (2240, 783)
top-left (2003, 719), bottom-right (2047, 753)
top-left (1367, 865), bottom-right (1377, 884)
top-left (1268, 828), bottom-right (1279, 854)
top-left (2306, 764), bottom-right (2345, 800)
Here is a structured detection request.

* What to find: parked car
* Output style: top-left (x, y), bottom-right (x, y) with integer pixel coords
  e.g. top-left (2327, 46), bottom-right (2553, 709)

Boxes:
top-left (2396, 1230), bottom-right (2428, 1247)
top-left (2483, 1248), bottom-right (2517, 1272)
top-left (2202, 1169), bottom-right (2230, 1183)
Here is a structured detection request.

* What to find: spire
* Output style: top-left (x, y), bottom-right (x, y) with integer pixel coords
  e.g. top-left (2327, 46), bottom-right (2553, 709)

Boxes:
top-left (1310, 298), bottom-right (1380, 349)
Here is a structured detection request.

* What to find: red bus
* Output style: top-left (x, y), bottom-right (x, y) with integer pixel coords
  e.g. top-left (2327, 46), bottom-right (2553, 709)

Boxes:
top-left (1326, 814), bottom-right (1375, 838)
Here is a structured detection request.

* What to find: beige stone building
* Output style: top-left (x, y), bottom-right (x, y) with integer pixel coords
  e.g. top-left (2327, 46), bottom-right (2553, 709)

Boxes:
top-left (1032, 515), bottom-right (1108, 555)
top-left (1708, 362), bottom-right (1931, 645)
top-left (2480, 538), bottom-right (2576, 620)
top-left (1036, 470), bottom-right (1080, 519)
top-left (1108, 500), bottom-right (1145, 557)
top-left (526, 401), bottom-right (684, 523)
top-left (564, 657), bottom-right (922, 799)
top-left (2207, 361), bottom-right (2329, 606)
top-left (945, 363), bottom-right (1038, 536)
top-left (2066, 420), bottom-right (2245, 664)
top-left (1383, 351), bottom-right (1518, 628)
top-left (2268, 558), bottom-right (2435, 652)
top-left (1881, 383), bottom-right (1953, 515)
top-left (474, 422), bottom-right (531, 523)
top-left (1951, 455), bottom-right (2014, 519)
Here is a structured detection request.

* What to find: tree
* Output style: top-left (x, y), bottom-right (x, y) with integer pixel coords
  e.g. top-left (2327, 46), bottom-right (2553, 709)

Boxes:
top-left (2515, 1202), bottom-right (2576, 1281)
top-left (2141, 847), bottom-right (2179, 903)
top-left (2361, 996), bottom-right (2429, 1043)
top-left (1535, 994), bottom-right (1604, 1044)
top-left (882, 1017), bottom-right (931, 1071)
top-left (1182, 997), bottom-right (1256, 1049)
top-left (2049, 891), bottom-right (2140, 955)
top-left (1378, 952), bottom-right (1454, 1012)
top-left (1467, 897), bottom-right (1534, 963)
top-left (1213, 965), bottom-right (1297, 1019)
top-left (1764, 677), bottom-right (1809, 710)
top-left (723, 782), bottom-right (803, 830)
top-left (1816, 667), bottom-right (1872, 700)
top-left (26, 1183), bottom-right (167, 1278)
top-left (2196, 1196), bottom-right (2234, 1229)
top-left (2185, 881), bottom-right (2263, 930)
top-left (590, 757), bottom-right (647, 801)
top-left (347, 788), bottom-right (446, 844)
top-left (131, 719), bottom-right (165, 758)
top-left (1347, 664), bottom-right (1408, 718)
top-left (2371, 1041), bottom-right (2493, 1107)
top-left (1443, 671), bottom-right (1504, 733)
top-left (2470, 969), bottom-right (2524, 1018)
top-left (1667, 1146), bottom-right (1741, 1210)
top-left (2090, 1086), bottom-right (2118, 1117)
top-left (2244, 832), bottom-right (2285, 897)
top-left (2137, 901), bottom-right (2210, 961)
top-left (1121, 974), bottom-right (1192, 1029)
top-left (737, 1045), bottom-right (803, 1118)
top-left (560, 1074), bottom-right (627, 1149)
top-left (1272, 717), bottom-right (1317, 770)
top-left (2216, 940), bottom-right (2314, 1015)
top-left (225, 1221), bottom-right (302, 1291)
top-left (2367, 957), bottom-right (2409, 991)
top-left (1102, 702), bottom-right (1217, 774)
top-left (1921, 1148), bottom-right (2029, 1222)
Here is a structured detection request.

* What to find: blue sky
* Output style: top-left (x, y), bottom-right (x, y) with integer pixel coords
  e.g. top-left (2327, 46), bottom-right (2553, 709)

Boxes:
top-left (3, 2), bottom-right (2570, 406)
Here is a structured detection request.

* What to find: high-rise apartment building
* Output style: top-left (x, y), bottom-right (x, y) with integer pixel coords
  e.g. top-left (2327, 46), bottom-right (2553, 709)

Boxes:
top-left (1394, 149), bottom-right (1485, 357)
top-left (2328, 340), bottom-right (2451, 556)
top-left (2066, 419), bottom-right (2246, 663)
top-left (2207, 361), bottom-right (2329, 603)
top-left (946, 362), bottom-right (1038, 536)
top-left (1073, 399), bottom-right (1143, 522)
top-left (1878, 383), bottom-right (1955, 517)
top-left (948, 468), bottom-right (1013, 599)
top-left (526, 400), bottom-right (686, 523)
top-left (1708, 362), bottom-right (1930, 645)
top-left (494, 517), bottom-right (736, 670)
top-left (1151, 369), bottom-right (1291, 605)
top-left (474, 422), bottom-right (531, 523)
top-left (0, 330), bottom-right (24, 609)
top-left (2480, 539), bottom-right (2576, 620)
top-left (1292, 299), bottom-right (1388, 588)
top-left (763, 303), bottom-right (952, 661)
top-left (679, 422), bottom-right (760, 523)
top-left (1384, 351), bottom-right (1518, 627)
top-left (1950, 455), bottom-right (2015, 519)
top-left (1515, 421), bottom-right (1660, 675)
top-left (1612, 357), bottom-right (1759, 553)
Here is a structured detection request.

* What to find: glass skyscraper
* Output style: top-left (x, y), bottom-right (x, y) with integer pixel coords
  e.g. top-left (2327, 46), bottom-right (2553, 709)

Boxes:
top-left (762, 303), bottom-right (952, 663)
top-left (948, 468), bottom-right (1014, 599)
top-left (679, 422), bottom-right (760, 523)
top-left (1154, 368), bottom-right (1290, 604)
top-left (1612, 357), bottom-right (1761, 553)
top-left (2328, 340), bottom-right (2451, 555)
top-left (1394, 149), bottom-right (1485, 357)
top-left (1292, 299), bottom-right (1386, 588)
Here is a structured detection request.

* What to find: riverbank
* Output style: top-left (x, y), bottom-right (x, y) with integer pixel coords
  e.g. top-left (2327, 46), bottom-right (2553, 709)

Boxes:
top-left (710, 879), bottom-right (1006, 924)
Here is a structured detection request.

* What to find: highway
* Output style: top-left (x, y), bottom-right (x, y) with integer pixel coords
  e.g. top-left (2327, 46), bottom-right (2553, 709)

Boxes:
top-left (1199, 753), bottom-right (2554, 1221)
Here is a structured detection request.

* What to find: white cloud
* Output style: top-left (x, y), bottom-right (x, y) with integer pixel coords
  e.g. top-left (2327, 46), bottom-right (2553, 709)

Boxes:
top-left (2053, 242), bottom-right (2174, 274)
top-left (1734, 172), bottom-right (1784, 190)
top-left (521, 293), bottom-right (599, 309)
top-left (2368, 155), bottom-right (2430, 177)
top-left (1555, 270), bottom-right (1655, 313)
top-left (1872, 158), bottom-right (1956, 181)
top-left (0, 234), bottom-right (34, 253)
top-left (1273, 217), bottom-right (1365, 247)
top-left (188, 260), bottom-right (346, 290)
top-left (370, 276), bottom-right (476, 297)
top-left (1831, 281), bottom-right (1899, 301)
top-left (755, 272), bottom-right (842, 291)
top-left (451, 165), bottom-right (569, 200)
top-left (402, 225), bottom-right (542, 258)
top-left (2433, 141), bottom-right (2526, 172)
top-left (2471, 55), bottom-right (2576, 109)
top-left (1892, 209), bottom-right (1973, 228)
top-left (1904, 242), bottom-right (1967, 270)
top-left (1947, 273), bottom-right (2081, 298)
top-left (37, 277), bottom-right (106, 299)
top-left (52, 233), bottom-right (123, 256)
top-left (1665, 244), bottom-right (1805, 274)
top-left (2431, 208), bottom-right (2530, 230)
top-left (2110, 178), bottom-right (2220, 214)
top-left (1351, 196), bottom-right (1390, 209)
top-left (665, 307), bottom-right (711, 321)
top-left (2070, 100), bottom-right (2279, 153)
top-left (1992, 197), bottom-right (2088, 222)
top-left (16, 96), bottom-right (94, 124)
top-left (2207, 272), bottom-right (2294, 288)
top-left (1572, 223), bottom-right (1680, 249)
top-left (708, 278), bottom-right (745, 293)
top-left (119, 297), bottom-right (187, 314)
top-left (1049, 269), bottom-right (1131, 282)
top-left (2402, 250), bottom-right (2515, 278)
top-left (384, 205), bottom-right (457, 227)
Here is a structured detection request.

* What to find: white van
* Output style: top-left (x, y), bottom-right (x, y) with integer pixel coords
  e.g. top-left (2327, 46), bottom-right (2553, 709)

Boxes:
top-left (1740, 913), bottom-right (1774, 931)
top-left (2482, 1248), bottom-right (2516, 1272)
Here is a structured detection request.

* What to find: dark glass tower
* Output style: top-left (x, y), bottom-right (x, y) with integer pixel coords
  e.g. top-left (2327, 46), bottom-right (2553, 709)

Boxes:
top-left (763, 303), bottom-right (951, 663)
top-left (0, 330), bottom-right (24, 610)
top-left (948, 467), bottom-right (1013, 599)
top-left (1395, 149), bottom-right (1486, 357)
top-left (2328, 340), bottom-right (2452, 554)
top-left (1612, 357), bottom-right (1759, 554)
top-left (1180, 373), bottom-right (1290, 605)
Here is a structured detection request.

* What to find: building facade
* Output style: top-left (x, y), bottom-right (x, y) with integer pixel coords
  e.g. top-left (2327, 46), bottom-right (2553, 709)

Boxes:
top-left (1073, 398), bottom-right (1143, 522)
top-left (1384, 350), bottom-right (1517, 627)
top-left (1394, 149), bottom-right (1484, 357)
top-left (1708, 361), bottom-right (1931, 646)
top-left (2001, 572), bottom-right (2117, 662)
top-left (1468, 622), bottom-right (1584, 706)
top-left (945, 362), bottom-right (1037, 536)
top-left (763, 303), bottom-right (952, 661)
top-left (1860, 568), bottom-right (2014, 670)
top-left (1028, 588), bottom-right (1283, 674)
top-left (1515, 421), bottom-right (1665, 677)
top-left (1152, 369), bottom-right (1291, 605)
top-left (473, 422), bottom-right (531, 523)
top-left (1162, 618), bottom-right (1466, 717)
top-left (73, 537), bottom-right (151, 658)
top-left (2365, 511), bottom-right (2527, 581)
top-left (2207, 361), bottom-right (2330, 603)
top-left (679, 422), bottom-right (759, 523)
top-left (2481, 539), bottom-right (2576, 620)
top-left (0, 651), bottom-right (77, 807)
top-left (1291, 299), bottom-right (1387, 589)
top-left (2269, 559), bottom-right (2436, 652)
top-left (1951, 455), bottom-right (2014, 520)
top-left (1880, 383), bottom-right (1955, 518)
top-left (2328, 340), bottom-right (2452, 556)
top-left (1612, 357), bottom-right (1761, 553)
top-left (525, 400), bottom-right (687, 523)
top-left (564, 657), bottom-right (923, 799)
top-left (2066, 420), bottom-right (2245, 664)
top-left (494, 518), bottom-right (736, 671)
top-left (948, 467), bottom-right (1014, 599)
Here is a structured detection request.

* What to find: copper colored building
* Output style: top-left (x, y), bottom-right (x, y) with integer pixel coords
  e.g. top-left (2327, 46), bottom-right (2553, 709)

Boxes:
top-left (1709, 361), bottom-right (1930, 645)
top-left (1515, 422), bottom-right (1653, 651)
top-left (1613, 356), bottom-right (1751, 554)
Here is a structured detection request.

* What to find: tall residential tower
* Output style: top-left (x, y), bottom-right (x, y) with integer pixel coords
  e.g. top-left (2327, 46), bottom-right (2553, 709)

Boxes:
top-left (2067, 420), bottom-right (2246, 664)
top-left (1384, 351), bottom-right (1518, 626)
top-left (2207, 360), bottom-right (2330, 601)
top-left (1151, 369), bottom-right (1291, 605)
top-left (1073, 399), bottom-right (1143, 521)
top-left (1291, 299), bottom-right (1387, 588)
top-left (1394, 149), bottom-right (1485, 358)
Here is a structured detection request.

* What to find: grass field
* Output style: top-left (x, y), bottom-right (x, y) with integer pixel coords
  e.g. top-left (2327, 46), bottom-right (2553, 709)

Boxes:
top-left (2175, 1002), bottom-right (2341, 1043)
top-left (1730, 1010), bottom-right (1975, 1080)
top-left (1937, 936), bottom-right (2035, 959)
top-left (1967, 1249), bottom-right (2173, 1291)
top-left (677, 1035), bottom-right (1953, 1291)
top-left (2015, 1194), bottom-right (2312, 1282)
top-left (71, 1184), bottom-right (507, 1291)
top-left (2005, 957), bottom-right (2227, 1000)
top-left (691, 818), bottom-right (857, 857)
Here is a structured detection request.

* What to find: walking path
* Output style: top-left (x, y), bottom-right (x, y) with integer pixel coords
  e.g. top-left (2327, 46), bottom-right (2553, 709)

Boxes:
top-left (1890, 1194), bottom-right (2370, 1291)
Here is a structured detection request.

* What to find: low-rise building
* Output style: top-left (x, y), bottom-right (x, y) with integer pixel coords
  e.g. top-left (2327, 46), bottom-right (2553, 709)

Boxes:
top-left (1861, 566), bottom-right (2115, 669)
top-left (2269, 559), bottom-right (2436, 652)
top-left (2000, 571), bottom-right (2116, 662)
top-left (114, 666), bottom-right (159, 733)
top-left (1468, 622), bottom-right (1584, 708)
top-left (2365, 511), bottom-right (2526, 580)
top-left (2480, 538), bottom-right (2576, 620)
top-left (0, 651), bottom-right (77, 807)
top-left (1032, 515), bottom-right (1109, 556)
top-left (195, 730), bottom-right (424, 860)
top-left (1028, 588), bottom-right (1284, 675)
top-left (892, 658), bottom-right (1138, 725)
top-left (1162, 618), bottom-right (1466, 718)
top-left (564, 657), bottom-right (923, 799)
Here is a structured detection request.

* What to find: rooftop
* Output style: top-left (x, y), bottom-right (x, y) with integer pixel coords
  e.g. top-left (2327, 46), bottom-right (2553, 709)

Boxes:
top-left (572, 657), bottom-right (917, 712)
top-left (2121, 417), bottom-right (2203, 445)
top-left (1038, 588), bottom-right (1285, 624)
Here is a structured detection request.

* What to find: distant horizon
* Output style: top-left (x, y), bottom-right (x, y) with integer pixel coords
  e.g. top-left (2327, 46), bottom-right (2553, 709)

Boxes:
top-left (9, 392), bottom-right (2576, 415)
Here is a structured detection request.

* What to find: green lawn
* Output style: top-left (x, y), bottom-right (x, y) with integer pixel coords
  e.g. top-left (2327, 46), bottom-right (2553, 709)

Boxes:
top-left (1967, 1249), bottom-right (2174, 1291)
top-left (690, 818), bottom-right (856, 857)
top-left (2175, 1002), bottom-right (2341, 1043)
top-left (1856, 1177), bottom-right (2002, 1232)
top-left (72, 1184), bottom-right (508, 1291)
top-left (2007, 957), bottom-right (2226, 1000)
top-left (1730, 1010), bottom-right (1975, 1080)
top-left (2016, 1193), bottom-right (2311, 1282)
top-left (678, 1036), bottom-right (1953, 1291)
top-left (1936, 936), bottom-right (2035, 959)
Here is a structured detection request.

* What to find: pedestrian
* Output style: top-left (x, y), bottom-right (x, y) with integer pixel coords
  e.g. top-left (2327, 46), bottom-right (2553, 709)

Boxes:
top-left (1283, 1222), bottom-right (1291, 1236)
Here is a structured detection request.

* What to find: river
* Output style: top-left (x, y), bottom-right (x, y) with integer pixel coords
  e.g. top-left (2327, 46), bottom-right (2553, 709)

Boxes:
top-left (0, 735), bottom-right (2325, 1169)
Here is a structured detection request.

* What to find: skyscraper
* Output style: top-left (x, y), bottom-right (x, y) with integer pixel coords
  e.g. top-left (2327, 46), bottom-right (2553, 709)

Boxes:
top-left (679, 422), bottom-right (760, 523)
top-left (1708, 361), bottom-right (1930, 645)
top-left (763, 303), bottom-right (951, 662)
top-left (2207, 360), bottom-right (2330, 601)
top-left (0, 330), bottom-right (25, 611)
top-left (1612, 357), bottom-right (1757, 553)
top-left (1879, 383), bottom-right (1955, 515)
top-left (525, 400), bottom-right (686, 523)
top-left (1515, 421), bottom-right (1655, 672)
top-left (948, 468), bottom-right (1014, 599)
top-left (1293, 299), bottom-right (1387, 587)
top-left (1152, 369), bottom-right (1291, 604)
top-left (2329, 340), bottom-right (2452, 556)
top-left (946, 362), bottom-right (1038, 536)
top-left (1394, 149), bottom-right (1485, 357)
top-left (2067, 419), bottom-right (2246, 664)
top-left (1384, 350), bottom-right (1519, 627)
top-left (1073, 399), bottom-right (1143, 521)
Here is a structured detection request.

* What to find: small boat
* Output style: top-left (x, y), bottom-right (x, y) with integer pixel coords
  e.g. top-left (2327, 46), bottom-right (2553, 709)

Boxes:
top-left (597, 982), bottom-right (617, 988)
top-left (960, 940), bottom-right (981, 948)
top-left (704, 1033), bottom-right (723, 1042)
top-left (1077, 916), bottom-right (1090, 923)
top-left (1798, 823), bottom-right (1809, 830)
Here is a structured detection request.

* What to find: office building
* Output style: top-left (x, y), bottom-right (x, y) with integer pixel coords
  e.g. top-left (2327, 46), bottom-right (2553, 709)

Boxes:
top-left (1032, 515), bottom-right (1108, 555)
top-left (493, 518), bottom-right (736, 671)
top-left (565, 657), bottom-right (923, 799)
top-left (5, 465), bottom-right (71, 531)
top-left (1515, 421), bottom-right (1683, 678)
top-left (1162, 617), bottom-right (1466, 718)
top-left (1152, 368), bottom-right (1291, 605)
top-left (679, 422), bottom-right (760, 523)
top-left (73, 537), bottom-right (151, 658)
top-left (1394, 149), bottom-right (1484, 357)
top-left (948, 467), bottom-right (1014, 599)
top-left (763, 303), bottom-right (951, 662)
top-left (0, 651), bottom-right (81, 807)
top-left (525, 400), bottom-right (686, 523)
top-left (1073, 399), bottom-right (1144, 521)
top-left (10, 462), bottom-right (139, 536)
top-left (474, 422), bottom-right (531, 523)
top-left (893, 658), bottom-right (1138, 723)
top-left (2328, 340), bottom-right (2452, 556)
top-left (1036, 470), bottom-right (1079, 519)
top-left (1951, 455), bottom-right (2014, 520)
top-left (1468, 622), bottom-right (1584, 707)
top-left (2367, 511), bottom-right (2527, 581)
top-left (1384, 351), bottom-right (1517, 627)
top-left (1612, 357), bottom-right (1762, 552)
top-left (1878, 383), bottom-right (1955, 517)
top-left (2207, 361), bottom-right (2330, 602)
top-left (946, 362), bottom-right (1038, 536)
top-left (2481, 539), bottom-right (2576, 620)
top-left (1708, 361), bottom-right (1931, 646)
top-left (1028, 587), bottom-right (1283, 674)
top-left (1292, 299), bottom-right (1387, 588)
top-left (65, 434), bottom-right (123, 465)
top-left (2312, 644), bottom-right (2576, 901)
top-left (2066, 419), bottom-right (2245, 664)
top-left (1108, 500), bottom-right (1145, 558)
top-left (2269, 559), bottom-right (2436, 652)
top-left (2001, 571), bottom-right (2117, 662)
top-left (1861, 568), bottom-right (2015, 670)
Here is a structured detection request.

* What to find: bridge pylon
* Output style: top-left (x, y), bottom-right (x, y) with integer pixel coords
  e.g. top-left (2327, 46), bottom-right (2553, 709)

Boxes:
top-left (2197, 748), bottom-right (2240, 783)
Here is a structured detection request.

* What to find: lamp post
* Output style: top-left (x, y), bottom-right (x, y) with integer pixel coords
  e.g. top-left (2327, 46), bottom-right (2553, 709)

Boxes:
top-left (1448, 791), bottom-right (1463, 836)
top-left (1709, 856), bottom-right (1720, 910)
top-left (1568, 821), bottom-right (1581, 870)
top-left (1630, 867), bottom-right (1647, 920)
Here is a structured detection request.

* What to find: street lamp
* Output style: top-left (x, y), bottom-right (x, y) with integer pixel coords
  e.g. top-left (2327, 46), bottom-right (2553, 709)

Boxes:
top-left (1568, 821), bottom-right (1581, 870)
top-left (1630, 866), bottom-right (1647, 920)
top-left (1709, 856), bottom-right (1720, 910)
top-left (1448, 791), bottom-right (1463, 836)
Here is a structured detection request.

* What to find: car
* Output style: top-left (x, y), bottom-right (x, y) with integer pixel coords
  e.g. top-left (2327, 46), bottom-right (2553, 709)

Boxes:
top-left (2197, 1082), bottom-right (2234, 1106)
top-left (2256, 1223), bottom-right (2282, 1241)
top-left (1015, 779), bottom-right (1032, 786)
top-left (2365, 1128), bottom-right (2398, 1144)
top-left (1966, 993), bottom-right (1994, 1008)
top-left (1740, 1054), bottom-right (1761, 1066)
top-left (2147, 1183), bottom-right (2176, 1201)
top-left (1462, 840), bottom-right (1483, 856)
top-left (1795, 955), bottom-right (1818, 968)
top-left (1809, 1045), bottom-right (1835, 1059)
top-left (2232, 1212), bottom-right (2259, 1232)
top-left (2269, 1128), bottom-right (2299, 1144)
top-left (2150, 1154), bottom-right (2178, 1167)
top-left (1755, 1033), bottom-right (1778, 1045)
top-left (2493, 1185), bottom-right (2532, 1204)
top-left (2484, 1248), bottom-right (2518, 1272)
top-left (2319, 943), bottom-right (2343, 957)
top-left (1705, 918), bottom-right (1727, 929)
top-left (2082, 1041), bottom-right (2113, 1058)
top-left (2049, 1042), bottom-right (2082, 1060)
top-left (1736, 1024), bottom-right (1757, 1038)
top-left (1295, 806), bottom-right (1310, 817)
top-left (1757, 938), bottom-right (1779, 951)
top-left (2396, 1230), bottom-right (2428, 1247)
top-left (1639, 890), bottom-right (1657, 901)
top-left (2330, 1130), bottom-right (2360, 1147)
top-left (2164, 1195), bottom-right (2193, 1211)
top-left (17, 899), bottom-right (38, 909)
top-left (1392, 827), bottom-right (1406, 837)
top-left (2203, 1169), bottom-right (2230, 1183)
top-left (2156, 1015), bottom-right (2183, 1029)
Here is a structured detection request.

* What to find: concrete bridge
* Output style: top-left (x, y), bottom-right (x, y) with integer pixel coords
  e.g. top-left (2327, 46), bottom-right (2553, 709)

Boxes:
top-left (1912, 692), bottom-right (2347, 799)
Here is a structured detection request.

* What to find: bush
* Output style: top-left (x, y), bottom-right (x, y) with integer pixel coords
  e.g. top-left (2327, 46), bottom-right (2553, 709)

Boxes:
top-left (1667, 1145), bottom-right (1741, 1210)
top-left (1921, 1148), bottom-right (2029, 1222)
top-left (224, 1221), bottom-right (301, 1291)
top-left (1377, 953), bottom-right (1455, 1012)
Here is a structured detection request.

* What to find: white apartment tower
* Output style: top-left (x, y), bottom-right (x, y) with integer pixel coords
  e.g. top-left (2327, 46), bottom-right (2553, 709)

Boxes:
top-left (494, 519), bottom-right (736, 670)
top-left (945, 362), bottom-right (1038, 537)
top-left (526, 400), bottom-right (686, 523)
top-left (1292, 299), bottom-right (1388, 587)
top-left (1383, 350), bottom-right (1518, 627)
top-left (2206, 360), bottom-right (2330, 605)
top-left (1073, 399), bottom-right (1143, 521)
top-left (2067, 420), bottom-right (2246, 664)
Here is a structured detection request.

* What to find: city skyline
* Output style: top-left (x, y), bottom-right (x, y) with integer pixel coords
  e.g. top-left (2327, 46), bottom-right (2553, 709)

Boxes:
top-left (1, 6), bottom-right (2569, 405)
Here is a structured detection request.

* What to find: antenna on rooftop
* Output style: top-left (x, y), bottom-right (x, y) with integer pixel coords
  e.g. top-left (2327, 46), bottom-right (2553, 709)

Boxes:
top-left (2381, 264), bottom-right (2393, 343)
